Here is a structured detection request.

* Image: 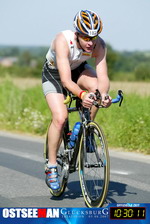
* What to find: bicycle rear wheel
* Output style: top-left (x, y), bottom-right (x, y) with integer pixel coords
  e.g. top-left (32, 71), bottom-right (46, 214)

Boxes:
top-left (78, 121), bottom-right (110, 207)
top-left (44, 131), bottom-right (69, 197)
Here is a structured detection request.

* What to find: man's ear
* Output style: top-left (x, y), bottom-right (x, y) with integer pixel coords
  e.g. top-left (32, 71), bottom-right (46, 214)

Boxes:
top-left (75, 32), bottom-right (79, 42)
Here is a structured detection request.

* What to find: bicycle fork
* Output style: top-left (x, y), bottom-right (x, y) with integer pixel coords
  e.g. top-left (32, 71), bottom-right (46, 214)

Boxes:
top-left (82, 123), bottom-right (105, 168)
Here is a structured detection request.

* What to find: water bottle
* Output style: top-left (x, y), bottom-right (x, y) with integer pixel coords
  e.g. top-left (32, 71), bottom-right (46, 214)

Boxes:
top-left (68, 122), bottom-right (81, 149)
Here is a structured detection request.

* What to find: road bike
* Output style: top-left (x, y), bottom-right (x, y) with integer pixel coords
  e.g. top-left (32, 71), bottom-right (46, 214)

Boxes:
top-left (44, 89), bottom-right (123, 207)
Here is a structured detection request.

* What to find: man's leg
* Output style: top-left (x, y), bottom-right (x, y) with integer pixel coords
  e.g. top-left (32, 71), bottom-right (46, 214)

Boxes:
top-left (45, 93), bottom-right (68, 165)
top-left (45, 93), bottom-right (68, 190)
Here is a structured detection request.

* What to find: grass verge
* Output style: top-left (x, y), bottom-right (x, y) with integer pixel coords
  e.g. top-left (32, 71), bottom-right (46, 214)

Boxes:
top-left (0, 80), bottom-right (149, 154)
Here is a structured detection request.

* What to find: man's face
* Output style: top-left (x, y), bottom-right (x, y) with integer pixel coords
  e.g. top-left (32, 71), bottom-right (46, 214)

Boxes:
top-left (77, 34), bottom-right (98, 52)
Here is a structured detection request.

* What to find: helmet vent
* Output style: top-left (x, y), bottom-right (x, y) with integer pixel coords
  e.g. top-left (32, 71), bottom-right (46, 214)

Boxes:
top-left (77, 18), bottom-right (87, 34)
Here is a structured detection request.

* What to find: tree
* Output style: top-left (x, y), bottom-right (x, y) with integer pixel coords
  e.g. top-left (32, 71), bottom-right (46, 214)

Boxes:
top-left (19, 51), bottom-right (32, 66)
top-left (134, 62), bottom-right (150, 81)
top-left (106, 44), bottom-right (119, 80)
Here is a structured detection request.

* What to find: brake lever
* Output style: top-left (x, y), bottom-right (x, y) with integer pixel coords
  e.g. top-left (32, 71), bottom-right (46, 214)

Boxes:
top-left (90, 89), bottom-right (102, 108)
top-left (118, 90), bottom-right (123, 107)
top-left (95, 89), bottom-right (101, 100)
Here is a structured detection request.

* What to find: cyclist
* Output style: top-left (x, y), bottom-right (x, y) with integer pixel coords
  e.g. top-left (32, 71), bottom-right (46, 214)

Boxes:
top-left (42, 9), bottom-right (112, 191)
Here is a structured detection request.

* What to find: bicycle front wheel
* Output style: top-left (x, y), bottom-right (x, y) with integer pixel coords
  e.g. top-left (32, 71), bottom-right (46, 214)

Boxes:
top-left (78, 121), bottom-right (110, 207)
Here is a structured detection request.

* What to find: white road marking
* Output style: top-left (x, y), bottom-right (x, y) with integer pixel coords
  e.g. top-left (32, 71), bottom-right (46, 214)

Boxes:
top-left (0, 147), bottom-right (44, 163)
top-left (111, 170), bottom-right (131, 175)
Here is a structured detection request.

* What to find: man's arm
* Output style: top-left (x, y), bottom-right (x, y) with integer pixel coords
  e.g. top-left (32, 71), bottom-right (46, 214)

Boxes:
top-left (94, 38), bottom-right (111, 107)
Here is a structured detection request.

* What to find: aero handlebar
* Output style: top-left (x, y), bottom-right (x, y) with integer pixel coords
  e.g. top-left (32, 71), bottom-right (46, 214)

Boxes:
top-left (64, 89), bottom-right (123, 107)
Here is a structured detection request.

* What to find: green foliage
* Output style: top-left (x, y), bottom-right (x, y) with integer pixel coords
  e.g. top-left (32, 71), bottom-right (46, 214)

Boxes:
top-left (0, 63), bottom-right (42, 78)
top-left (0, 80), bottom-right (149, 154)
top-left (0, 45), bottom-right (47, 58)
top-left (106, 44), bottom-right (119, 79)
top-left (95, 92), bottom-right (150, 154)
top-left (19, 51), bottom-right (32, 66)
top-left (110, 72), bottom-right (136, 81)
top-left (0, 46), bottom-right (20, 57)
top-left (0, 80), bottom-right (49, 134)
top-left (106, 46), bottom-right (150, 81)
top-left (134, 62), bottom-right (150, 81)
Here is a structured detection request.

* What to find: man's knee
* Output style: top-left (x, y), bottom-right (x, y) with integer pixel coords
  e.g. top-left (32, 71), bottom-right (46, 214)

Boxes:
top-left (85, 80), bottom-right (98, 92)
top-left (52, 114), bottom-right (68, 130)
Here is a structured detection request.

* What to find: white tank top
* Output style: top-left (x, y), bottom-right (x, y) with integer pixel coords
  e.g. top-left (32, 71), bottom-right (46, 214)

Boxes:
top-left (46, 30), bottom-right (92, 70)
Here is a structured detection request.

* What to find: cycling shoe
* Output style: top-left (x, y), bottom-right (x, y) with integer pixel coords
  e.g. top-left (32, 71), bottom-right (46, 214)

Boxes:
top-left (45, 166), bottom-right (60, 191)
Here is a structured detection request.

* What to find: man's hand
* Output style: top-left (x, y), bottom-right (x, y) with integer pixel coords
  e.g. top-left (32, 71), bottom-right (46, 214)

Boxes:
top-left (81, 92), bottom-right (96, 108)
top-left (101, 93), bottom-right (112, 108)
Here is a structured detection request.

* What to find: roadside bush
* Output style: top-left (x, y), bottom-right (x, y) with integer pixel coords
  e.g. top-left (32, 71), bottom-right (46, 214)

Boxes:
top-left (134, 62), bottom-right (150, 81)
top-left (0, 64), bottom-right (42, 78)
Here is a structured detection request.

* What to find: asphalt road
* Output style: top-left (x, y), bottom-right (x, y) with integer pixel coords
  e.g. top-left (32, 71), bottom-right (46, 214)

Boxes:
top-left (0, 131), bottom-right (150, 207)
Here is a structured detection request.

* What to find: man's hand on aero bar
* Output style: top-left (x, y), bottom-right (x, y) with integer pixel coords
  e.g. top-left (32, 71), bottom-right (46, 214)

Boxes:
top-left (101, 93), bottom-right (112, 108)
top-left (81, 92), bottom-right (96, 108)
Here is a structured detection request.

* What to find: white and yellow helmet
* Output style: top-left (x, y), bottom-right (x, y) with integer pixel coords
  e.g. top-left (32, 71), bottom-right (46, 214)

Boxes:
top-left (74, 10), bottom-right (103, 37)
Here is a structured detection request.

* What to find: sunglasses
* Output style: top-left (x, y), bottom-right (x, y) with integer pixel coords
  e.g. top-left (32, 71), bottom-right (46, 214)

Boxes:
top-left (79, 35), bottom-right (98, 42)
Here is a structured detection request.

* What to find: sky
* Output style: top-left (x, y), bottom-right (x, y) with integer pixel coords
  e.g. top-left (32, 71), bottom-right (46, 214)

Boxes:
top-left (0, 0), bottom-right (150, 51)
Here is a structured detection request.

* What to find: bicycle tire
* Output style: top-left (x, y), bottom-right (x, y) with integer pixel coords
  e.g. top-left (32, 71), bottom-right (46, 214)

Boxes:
top-left (44, 132), bottom-right (69, 197)
top-left (78, 121), bottom-right (110, 207)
